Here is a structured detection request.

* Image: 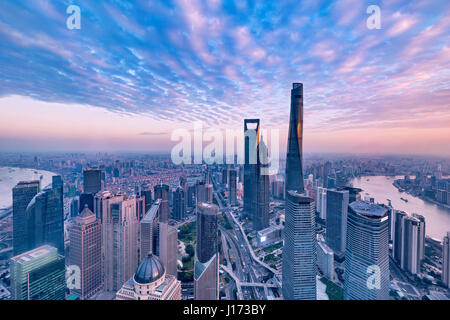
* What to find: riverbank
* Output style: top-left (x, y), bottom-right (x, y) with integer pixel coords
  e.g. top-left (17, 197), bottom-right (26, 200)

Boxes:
top-left (392, 179), bottom-right (450, 211)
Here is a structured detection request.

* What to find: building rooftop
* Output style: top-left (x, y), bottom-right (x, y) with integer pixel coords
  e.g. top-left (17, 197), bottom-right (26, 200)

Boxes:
top-left (142, 199), bottom-right (161, 223)
top-left (11, 245), bottom-right (56, 264)
top-left (134, 254), bottom-right (165, 284)
top-left (349, 201), bottom-right (388, 218)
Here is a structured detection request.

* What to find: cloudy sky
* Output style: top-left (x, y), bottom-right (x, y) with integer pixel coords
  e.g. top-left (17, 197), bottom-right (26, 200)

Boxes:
top-left (0, 0), bottom-right (449, 155)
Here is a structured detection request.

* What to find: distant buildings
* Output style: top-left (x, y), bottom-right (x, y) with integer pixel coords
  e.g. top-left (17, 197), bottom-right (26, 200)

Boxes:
top-left (344, 201), bottom-right (390, 300)
top-left (10, 245), bottom-right (65, 300)
top-left (282, 191), bottom-right (316, 300)
top-left (325, 189), bottom-right (349, 257)
top-left (69, 205), bottom-right (102, 299)
top-left (194, 203), bottom-right (219, 300)
top-left (12, 180), bottom-right (40, 256)
top-left (443, 232), bottom-right (450, 288)
top-left (285, 83), bottom-right (305, 194)
top-left (26, 176), bottom-right (64, 254)
top-left (115, 254), bottom-right (181, 300)
top-left (173, 187), bottom-right (186, 221)
top-left (83, 169), bottom-right (103, 194)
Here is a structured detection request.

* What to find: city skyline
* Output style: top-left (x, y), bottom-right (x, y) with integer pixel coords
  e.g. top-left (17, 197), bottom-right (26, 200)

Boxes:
top-left (0, 1), bottom-right (449, 155)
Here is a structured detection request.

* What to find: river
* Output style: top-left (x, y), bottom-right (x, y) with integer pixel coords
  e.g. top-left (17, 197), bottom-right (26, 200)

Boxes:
top-left (0, 167), bottom-right (56, 212)
top-left (351, 176), bottom-right (450, 241)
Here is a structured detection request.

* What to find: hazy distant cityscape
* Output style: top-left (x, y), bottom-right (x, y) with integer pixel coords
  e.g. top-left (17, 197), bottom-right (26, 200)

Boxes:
top-left (0, 84), bottom-right (449, 301)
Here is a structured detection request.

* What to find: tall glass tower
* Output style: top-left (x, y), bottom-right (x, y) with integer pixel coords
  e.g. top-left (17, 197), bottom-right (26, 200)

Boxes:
top-left (282, 191), bottom-right (316, 300)
top-left (244, 119), bottom-right (260, 216)
top-left (285, 83), bottom-right (304, 194)
top-left (26, 176), bottom-right (64, 255)
top-left (344, 201), bottom-right (390, 300)
top-left (12, 180), bottom-right (40, 256)
top-left (195, 202), bottom-right (219, 300)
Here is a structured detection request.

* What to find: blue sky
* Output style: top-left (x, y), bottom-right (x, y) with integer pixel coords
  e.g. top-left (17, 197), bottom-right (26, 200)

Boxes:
top-left (0, 0), bottom-right (449, 154)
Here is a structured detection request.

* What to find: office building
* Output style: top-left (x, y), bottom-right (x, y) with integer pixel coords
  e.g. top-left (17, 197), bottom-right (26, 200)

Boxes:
top-left (195, 203), bottom-right (219, 300)
top-left (83, 169), bottom-right (103, 194)
top-left (102, 196), bottom-right (138, 292)
top-left (285, 83), bottom-right (305, 194)
top-left (257, 224), bottom-right (283, 247)
top-left (26, 176), bottom-right (64, 254)
top-left (142, 188), bottom-right (153, 213)
top-left (158, 222), bottom-right (178, 277)
top-left (253, 139), bottom-right (269, 231)
top-left (244, 119), bottom-right (260, 216)
top-left (401, 216), bottom-right (421, 275)
top-left (140, 199), bottom-right (160, 261)
top-left (116, 253), bottom-right (181, 300)
top-left (173, 187), bottom-right (186, 221)
top-left (228, 169), bottom-right (237, 206)
top-left (10, 245), bottom-right (65, 300)
top-left (282, 191), bottom-right (316, 300)
top-left (154, 184), bottom-right (170, 223)
top-left (317, 239), bottom-right (335, 281)
top-left (392, 210), bottom-right (408, 263)
top-left (69, 205), bottom-right (102, 299)
top-left (344, 201), bottom-right (389, 300)
top-left (12, 180), bottom-right (40, 256)
top-left (326, 189), bottom-right (349, 257)
top-left (316, 187), bottom-right (327, 220)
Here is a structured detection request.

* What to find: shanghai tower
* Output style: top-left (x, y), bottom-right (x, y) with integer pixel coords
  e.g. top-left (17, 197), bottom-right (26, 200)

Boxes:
top-left (285, 83), bottom-right (304, 194)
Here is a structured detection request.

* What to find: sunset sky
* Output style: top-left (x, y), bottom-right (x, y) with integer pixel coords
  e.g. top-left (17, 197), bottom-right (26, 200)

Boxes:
top-left (0, 0), bottom-right (449, 155)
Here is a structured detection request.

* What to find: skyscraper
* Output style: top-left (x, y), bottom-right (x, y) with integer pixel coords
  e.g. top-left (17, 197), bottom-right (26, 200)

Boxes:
top-left (412, 213), bottom-right (426, 263)
top-left (141, 188), bottom-right (153, 214)
top-left (83, 169), bottom-right (103, 194)
top-left (316, 187), bottom-right (327, 220)
top-left (285, 83), bottom-right (304, 194)
top-left (154, 184), bottom-right (170, 223)
top-left (344, 201), bottom-right (390, 300)
top-left (253, 139), bottom-right (269, 231)
top-left (12, 180), bottom-right (40, 256)
top-left (10, 245), bottom-right (65, 300)
top-left (392, 210), bottom-right (408, 263)
top-left (140, 199), bottom-right (161, 261)
top-left (158, 222), bottom-right (178, 277)
top-left (443, 232), bottom-right (450, 288)
top-left (228, 169), bottom-right (237, 206)
top-left (326, 189), bottom-right (349, 257)
top-left (26, 176), bottom-right (64, 254)
top-left (102, 196), bottom-right (138, 292)
top-left (244, 119), bottom-right (260, 217)
top-left (401, 216), bottom-right (421, 275)
top-left (173, 187), bottom-right (186, 221)
top-left (282, 191), bottom-right (316, 300)
top-left (195, 202), bottom-right (219, 300)
top-left (69, 205), bottom-right (102, 299)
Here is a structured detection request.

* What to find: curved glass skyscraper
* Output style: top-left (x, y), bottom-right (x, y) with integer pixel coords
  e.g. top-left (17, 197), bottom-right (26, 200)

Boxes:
top-left (344, 201), bottom-right (390, 300)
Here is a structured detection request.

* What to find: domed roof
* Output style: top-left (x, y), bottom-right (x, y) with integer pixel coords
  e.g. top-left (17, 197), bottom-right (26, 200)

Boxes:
top-left (134, 254), bottom-right (165, 284)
